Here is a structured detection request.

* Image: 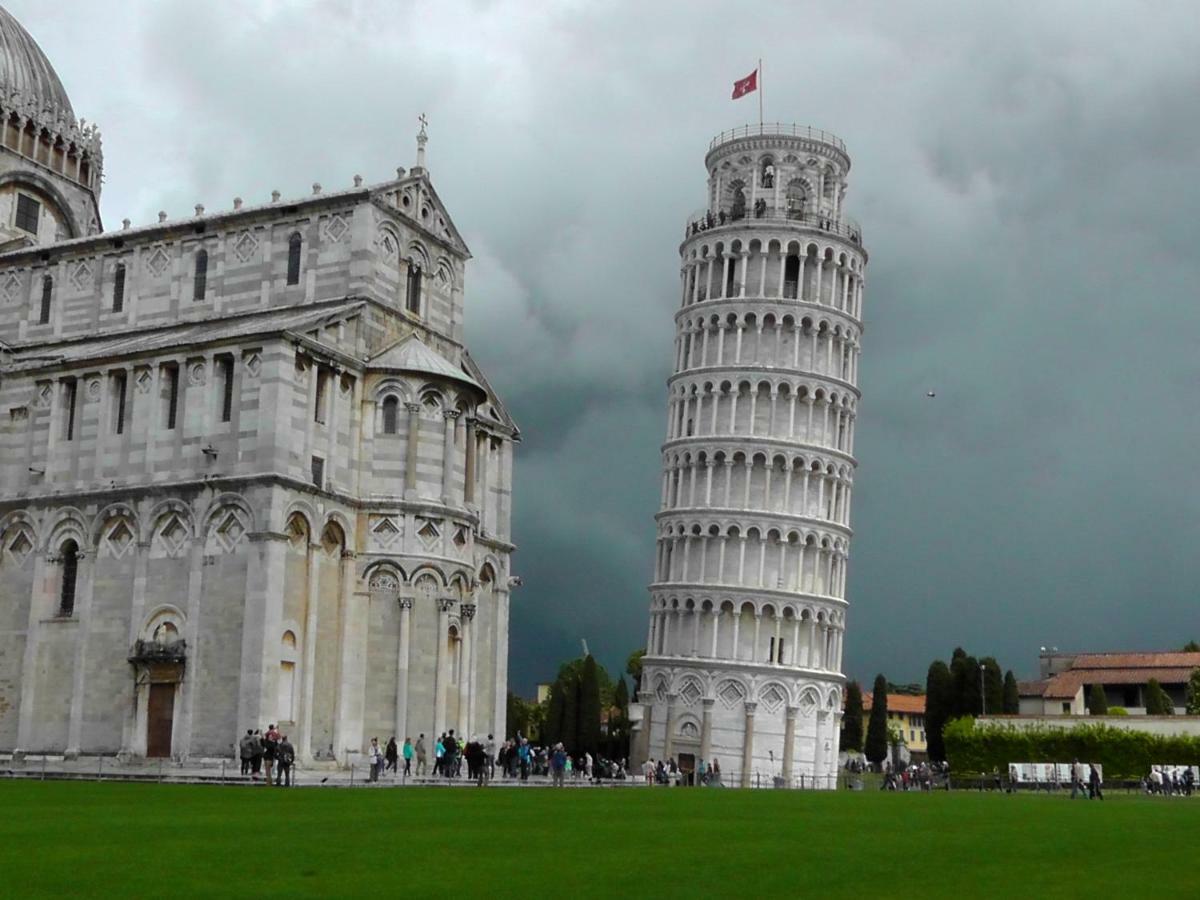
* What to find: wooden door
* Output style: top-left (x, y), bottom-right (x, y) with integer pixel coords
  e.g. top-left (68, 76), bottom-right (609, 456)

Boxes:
top-left (147, 683), bottom-right (175, 758)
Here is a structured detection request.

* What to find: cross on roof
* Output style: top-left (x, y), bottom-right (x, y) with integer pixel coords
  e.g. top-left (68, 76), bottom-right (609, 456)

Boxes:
top-left (418, 113), bottom-right (428, 137)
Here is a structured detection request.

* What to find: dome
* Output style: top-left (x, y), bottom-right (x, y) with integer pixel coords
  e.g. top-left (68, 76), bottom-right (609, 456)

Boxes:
top-left (0, 7), bottom-right (73, 117)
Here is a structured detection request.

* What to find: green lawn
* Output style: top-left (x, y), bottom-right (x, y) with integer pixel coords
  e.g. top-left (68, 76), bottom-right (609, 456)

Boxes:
top-left (0, 782), bottom-right (1192, 898)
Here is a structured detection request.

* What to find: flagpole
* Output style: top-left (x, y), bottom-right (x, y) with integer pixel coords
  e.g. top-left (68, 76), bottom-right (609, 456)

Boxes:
top-left (758, 58), bottom-right (763, 130)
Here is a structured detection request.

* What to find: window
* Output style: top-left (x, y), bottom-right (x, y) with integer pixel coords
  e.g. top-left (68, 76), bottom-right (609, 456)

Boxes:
top-left (162, 363), bottom-right (179, 430)
top-left (112, 263), bottom-right (126, 312)
top-left (405, 263), bottom-right (422, 314)
top-left (776, 638), bottom-right (785, 664)
top-left (783, 255), bottom-right (799, 300)
top-left (62, 378), bottom-right (77, 440)
top-left (217, 355), bottom-right (235, 423)
top-left (311, 455), bottom-right (325, 488)
top-left (111, 371), bottom-right (127, 434)
top-left (59, 540), bottom-right (78, 616)
top-left (15, 194), bottom-right (40, 234)
top-left (314, 367), bottom-right (330, 424)
top-left (279, 631), bottom-right (297, 723)
top-left (286, 232), bottom-right (302, 285)
top-left (381, 395), bottom-right (399, 434)
top-left (39, 275), bottom-right (52, 324)
top-left (193, 249), bottom-right (208, 301)
top-left (1062, 702), bottom-right (1071, 714)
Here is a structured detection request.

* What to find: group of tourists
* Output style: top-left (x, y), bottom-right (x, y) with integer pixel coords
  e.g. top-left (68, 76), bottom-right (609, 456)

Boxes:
top-left (365, 732), bottom-right (503, 785)
top-left (880, 760), bottom-right (943, 791)
top-left (641, 757), bottom-right (721, 786)
top-left (238, 725), bottom-right (295, 786)
top-left (1145, 766), bottom-right (1196, 796)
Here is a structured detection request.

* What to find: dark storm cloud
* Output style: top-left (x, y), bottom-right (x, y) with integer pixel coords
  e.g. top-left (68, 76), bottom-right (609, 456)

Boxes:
top-left (17, 0), bottom-right (1200, 691)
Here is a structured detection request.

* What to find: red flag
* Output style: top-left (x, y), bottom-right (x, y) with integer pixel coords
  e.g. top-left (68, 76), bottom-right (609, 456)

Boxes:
top-left (732, 69), bottom-right (757, 100)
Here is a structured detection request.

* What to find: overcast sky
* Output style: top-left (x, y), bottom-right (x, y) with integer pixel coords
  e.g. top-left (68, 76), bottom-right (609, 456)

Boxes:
top-left (15, 0), bottom-right (1200, 692)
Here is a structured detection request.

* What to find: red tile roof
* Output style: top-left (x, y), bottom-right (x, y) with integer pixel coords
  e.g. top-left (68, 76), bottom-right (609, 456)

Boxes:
top-left (860, 693), bottom-right (925, 714)
top-left (1069, 652), bottom-right (1200, 670)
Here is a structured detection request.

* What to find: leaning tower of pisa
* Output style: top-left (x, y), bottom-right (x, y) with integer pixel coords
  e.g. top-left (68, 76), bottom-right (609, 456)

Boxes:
top-left (637, 124), bottom-right (866, 788)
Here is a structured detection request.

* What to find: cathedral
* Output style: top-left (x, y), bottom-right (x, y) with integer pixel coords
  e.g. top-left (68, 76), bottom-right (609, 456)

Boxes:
top-left (0, 8), bottom-right (518, 765)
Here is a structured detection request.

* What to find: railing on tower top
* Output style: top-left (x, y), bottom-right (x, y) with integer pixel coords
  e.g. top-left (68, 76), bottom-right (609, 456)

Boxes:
top-left (686, 206), bottom-right (863, 245)
top-left (709, 123), bottom-right (847, 154)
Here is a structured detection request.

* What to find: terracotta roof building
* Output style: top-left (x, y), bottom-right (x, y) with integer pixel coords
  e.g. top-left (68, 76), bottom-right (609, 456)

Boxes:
top-left (859, 693), bottom-right (927, 754)
top-left (1018, 651), bottom-right (1200, 715)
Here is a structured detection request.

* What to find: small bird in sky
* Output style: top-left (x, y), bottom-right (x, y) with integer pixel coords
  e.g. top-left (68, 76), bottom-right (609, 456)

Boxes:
top-left (926, 391), bottom-right (937, 398)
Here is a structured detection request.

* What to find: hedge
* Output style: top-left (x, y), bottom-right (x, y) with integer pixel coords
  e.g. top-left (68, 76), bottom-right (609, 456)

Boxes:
top-left (944, 717), bottom-right (1200, 779)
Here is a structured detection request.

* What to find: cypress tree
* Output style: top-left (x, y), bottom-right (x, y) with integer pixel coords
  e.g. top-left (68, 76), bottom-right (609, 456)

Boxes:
top-left (560, 667), bottom-right (580, 748)
top-left (578, 655), bottom-right (602, 754)
top-left (1187, 670), bottom-right (1200, 715)
top-left (1087, 683), bottom-right (1108, 715)
top-left (1144, 678), bottom-right (1174, 715)
top-left (980, 657), bottom-right (1004, 715)
top-left (950, 650), bottom-right (982, 717)
top-left (545, 676), bottom-right (566, 745)
top-left (864, 674), bottom-right (889, 766)
top-left (841, 681), bottom-right (865, 752)
top-left (925, 660), bottom-right (953, 762)
top-left (1002, 670), bottom-right (1020, 714)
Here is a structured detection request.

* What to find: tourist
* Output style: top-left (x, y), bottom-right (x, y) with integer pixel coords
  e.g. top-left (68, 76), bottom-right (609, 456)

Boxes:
top-left (263, 724), bottom-right (280, 786)
top-left (1088, 764), bottom-right (1103, 800)
top-left (643, 759), bottom-right (654, 785)
top-left (518, 738), bottom-right (531, 781)
top-left (485, 734), bottom-right (497, 780)
top-left (385, 737), bottom-right (398, 775)
top-left (276, 735), bottom-right (295, 787)
top-left (551, 743), bottom-right (567, 787)
top-left (250, 729), bottom-right (264, 777)
top-left (402, 737), bottom-right (414, 776)
top-left (368, 737), bottom-right (383, 783)
top-left (443, 730), bottom-right (459, 779)
top-left (434, 734), bottom-right (445, 776)
top-left (1070, 759), bottom-right (1086, 799)
top-left (415, 734), bottom-right (428, 776)
top-left (239, 729), bottom-right (255, 776)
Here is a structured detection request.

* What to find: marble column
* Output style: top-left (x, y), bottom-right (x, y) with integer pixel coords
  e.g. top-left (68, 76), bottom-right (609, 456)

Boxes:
top-left (64, 549), bottom-right (96, 757)
top-left (699, 697), bottom-right (714, 767)
top-left (394, 597), bottom-right (413, 740)
top-left (662, 692), bottom-right (678, 761)
top-left (404, 403), bottom-right (421, 499)
top-left (741, 701), bottom-right (757, 788)
top-left (441, 410), bottom-right (460, 503)
top-left (433, 597), bottom-right (454, 740)
top-left (458, 603), bottom-right (476, 738)
top-left (782, 706), bottom-right (798, 784)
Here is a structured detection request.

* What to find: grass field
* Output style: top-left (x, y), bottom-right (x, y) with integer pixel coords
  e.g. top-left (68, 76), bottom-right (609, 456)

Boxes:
top-left (0, 782), bottom-right (1193, 898)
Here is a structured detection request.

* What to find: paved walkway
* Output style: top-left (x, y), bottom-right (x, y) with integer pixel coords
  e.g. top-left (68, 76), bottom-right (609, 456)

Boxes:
top-left (0, 754), bottom-right (644, 788)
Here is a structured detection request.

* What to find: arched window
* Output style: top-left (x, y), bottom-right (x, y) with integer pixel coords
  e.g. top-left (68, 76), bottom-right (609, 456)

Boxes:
top-left (786, 179), bottom-right (807, 219)
top-left (59, 539), bottom-right (78, 617)
top-left (113, 263), bottom-right (126, 313)
top-left (286, 232), bottom-right (302, 286)
top-left (406, 263), bottom-right (422, 314)
top-left (39, 275), bottom-right (52, 324)
top-left (783, 255), bottom-right (800, 300)
top-left (279, 630), bottom-right (298, 723)
top-left (193, 249), bottom-right (208, 301)
top-left (381, 395), bottom-right (399, 434)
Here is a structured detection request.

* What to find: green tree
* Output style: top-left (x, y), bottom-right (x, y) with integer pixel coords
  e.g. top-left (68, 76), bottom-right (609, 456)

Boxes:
top-left (1181, 641), bottom-right (1200, 652)
top-left (980, 657), bottom-right (1004, 715)
top-left (841, 681), bottom-right (864, 752)
top-left (506, 692), bottom-right (530, 738)
top-left (1187, 670), bottom-right (1200, 715)
top-left (864, 674), bottom-right (889, 766)
top-left (1087, 683), bottom-right (1108, 715)
top-left (950, 649), bottom-right (982, 717)
top-left (1144, 678), bottom-right (1174, 715)
top-left (577, 655), bottom-right (602, 754)
top-left (1002, 670), bottom-right (1020, 714)
top-left (925, 660), bottom-right (954, 762)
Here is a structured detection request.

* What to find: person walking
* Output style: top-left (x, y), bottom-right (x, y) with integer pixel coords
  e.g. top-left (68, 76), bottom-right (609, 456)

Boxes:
top-left (1071, 759), bottom-right (1086, 799)
top-left (434, 734), bottom-right (445, 776)
top-left (1088, 764), bottom-right (1103, 801)
top-left (402, 737), bottom-right (414, 777)
top-left (276, 735), bottom-right (295, 787)
top-left (368, 737), bottom-right (383, 783)
top-left (443, 730), bottom-right (458, 779)
top-left (415, 734), bottom-right (427, 776)
top-left (518, 739), bottom-right (531, 781)
top-left (385, 737), bottom-right (399, 775)
top-left (485, 734), bottom-right (497, 781)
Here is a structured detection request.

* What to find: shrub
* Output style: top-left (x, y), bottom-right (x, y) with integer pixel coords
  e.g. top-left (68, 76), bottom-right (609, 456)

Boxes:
top-left (1087, 684), bottom-right (1108, 715)
top-left (944, 718), bottom-right (1200, 779)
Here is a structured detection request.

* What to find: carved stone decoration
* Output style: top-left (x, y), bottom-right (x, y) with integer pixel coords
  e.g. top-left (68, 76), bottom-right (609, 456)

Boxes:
top-left (136, 370), bottom-right (153, 393)
top-left (86, 379), bottom-right (102, 401)
top-left (70, 260), bottom-right (93, 292)
top-left (146, 245), bottom-right (170, 278)
top-left (369, 570), bottom-right (401, 591)
top-left (460, 603), bottom-right (476, 620)
top-left (233, 230), bottom-right (259, 263)
top-left (243, 353), bottom-right (262, 378)
top-left (1, 272), bottom-right (21, 304)
top-left (189, 362), bottom-right (206, 385)
top-left (323, 214), bottom-right (349, 244)
top-left (398, 597), bottom-right (414, 610)
top-left (438, 598), bottom-right (457, 613)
